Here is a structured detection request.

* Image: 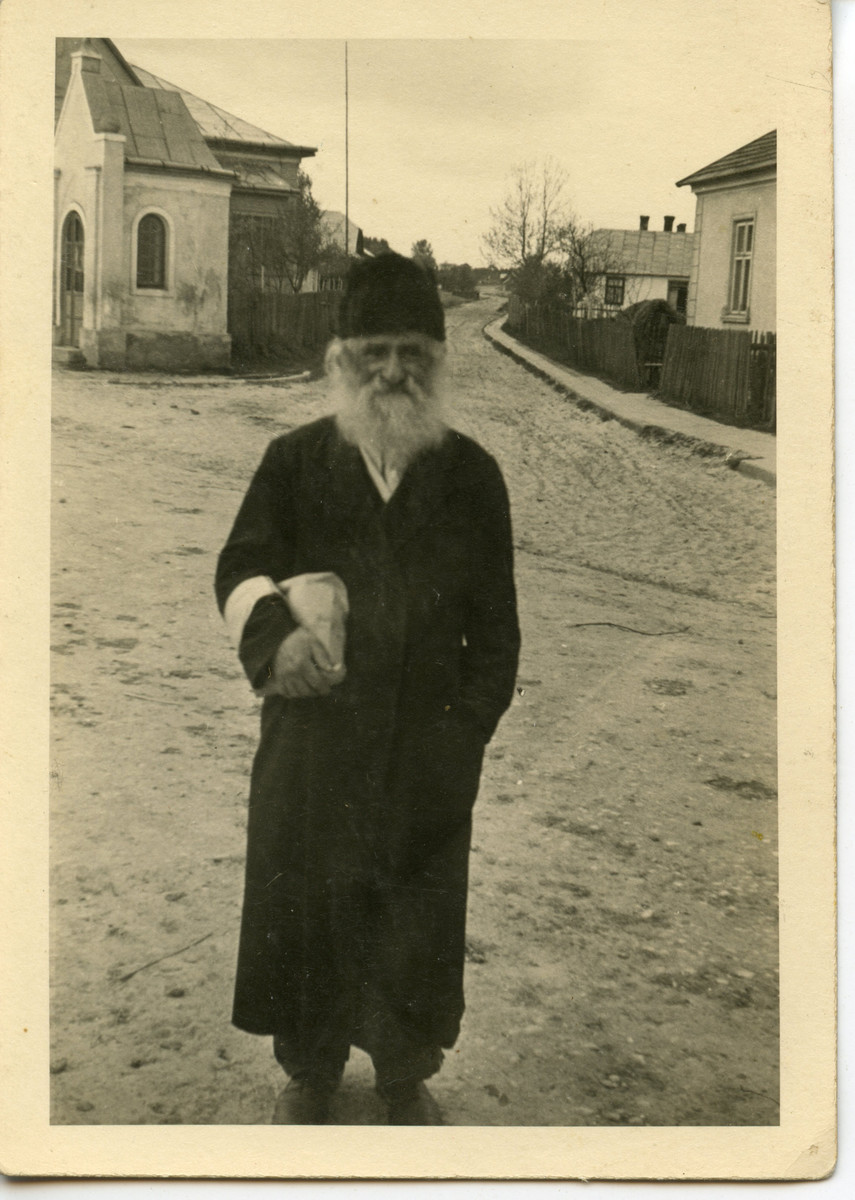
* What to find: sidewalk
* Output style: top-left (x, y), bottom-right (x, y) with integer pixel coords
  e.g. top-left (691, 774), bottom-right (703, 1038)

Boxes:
top-left (483, 317), bottom-right (775, 486)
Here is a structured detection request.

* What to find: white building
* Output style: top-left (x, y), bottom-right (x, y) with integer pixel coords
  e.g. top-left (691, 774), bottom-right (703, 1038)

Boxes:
top-left (54, 38), bottom-right (317, 370)
top-left (586, 217), bottom-right (696, 316)
top-left (676, 131), bottom-right (776, 332)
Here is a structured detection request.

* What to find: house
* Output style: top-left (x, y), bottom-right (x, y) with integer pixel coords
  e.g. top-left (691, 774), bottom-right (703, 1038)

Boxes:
top-left (310, 210), bottom-right (367, 291)
top-left (320, 211), bottom-right (365, 260)
top-left (676, 130), bottom-right (776, 331)
top-left (577, 217), bottom-right (696, 317)
top-left (54, 38), bottom-right (317, 370)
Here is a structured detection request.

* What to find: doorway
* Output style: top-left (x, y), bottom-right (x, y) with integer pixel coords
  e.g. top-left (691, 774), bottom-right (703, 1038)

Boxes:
top-left (60, 211), bottom-right (84, 346)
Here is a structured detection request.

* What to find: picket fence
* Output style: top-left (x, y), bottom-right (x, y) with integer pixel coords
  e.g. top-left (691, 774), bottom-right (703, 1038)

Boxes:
top-left (659, 326), bottom-right (776, 430)
top-left (506, 296), bottom-right (776, 432)
top-left (506, 295), bottom-right (641, 390)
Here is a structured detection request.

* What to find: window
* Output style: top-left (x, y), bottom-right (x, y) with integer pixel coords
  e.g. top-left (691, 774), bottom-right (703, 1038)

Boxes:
top-left (667, 280), bottom-right (688, 316)
top-left (604, 275), bottom-right (625, 307)
top-left (728, 218), bottom-right (754, 315)
top-left (136, 213), bottom-right (167, 289)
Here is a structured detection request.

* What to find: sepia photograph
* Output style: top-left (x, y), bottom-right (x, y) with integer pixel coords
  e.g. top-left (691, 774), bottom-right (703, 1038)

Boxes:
top-left (48, 33), bottom-right (782, 1130)
top-left (0, 0), bottom-right (837, 1181)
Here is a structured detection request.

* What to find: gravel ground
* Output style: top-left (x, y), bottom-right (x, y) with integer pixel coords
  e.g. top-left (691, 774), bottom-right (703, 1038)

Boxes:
top-left (50, 296), bottom-right (778, 1126)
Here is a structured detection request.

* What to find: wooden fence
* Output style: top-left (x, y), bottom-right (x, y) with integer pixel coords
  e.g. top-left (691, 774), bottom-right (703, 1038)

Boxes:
top-left (506, 295), bottom-right (641, 390)
top-left (228, 289), bottom-right (338, 359)
top-left (659, 326), bottom-right (776, 430)
top-left (507, 295), bottom-right (776, 431)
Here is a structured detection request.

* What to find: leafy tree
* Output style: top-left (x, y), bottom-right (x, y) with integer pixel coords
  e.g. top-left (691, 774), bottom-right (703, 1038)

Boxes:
top-left (438, 262), bottom-right (478, 298)
top-left (454, 263), bottom-right (477, 296)
top-left (509, 258), bottom-right (563, 305)
top-left (411, 239), bottom-right (438, 273)
top-left (316, 239), bottom-right (352, 289)
top-left (230, 170), bottom-right (324, 295)
top-left (363, 235), bottom-right (393, 256)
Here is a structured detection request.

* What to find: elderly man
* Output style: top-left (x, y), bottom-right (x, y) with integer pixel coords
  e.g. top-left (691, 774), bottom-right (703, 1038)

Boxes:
top-left (215, 253), bottom-right (520, 1125)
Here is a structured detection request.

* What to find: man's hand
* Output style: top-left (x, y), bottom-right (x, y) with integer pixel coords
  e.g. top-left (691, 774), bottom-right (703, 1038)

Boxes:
top-left (267, 627), bottom-right (346, 698)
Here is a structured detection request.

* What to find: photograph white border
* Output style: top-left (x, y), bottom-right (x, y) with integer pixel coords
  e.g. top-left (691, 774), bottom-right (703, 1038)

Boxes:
top-left (0, 0), bottom-right (839, 1182)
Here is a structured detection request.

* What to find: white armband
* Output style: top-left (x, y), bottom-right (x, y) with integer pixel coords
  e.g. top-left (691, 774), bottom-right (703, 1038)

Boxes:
top-left (223, 575), bottom-right (280, 647)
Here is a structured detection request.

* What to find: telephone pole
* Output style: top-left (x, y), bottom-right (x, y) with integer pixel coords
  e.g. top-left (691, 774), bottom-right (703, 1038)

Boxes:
top-left (344, 42), bottom-right (349, 260)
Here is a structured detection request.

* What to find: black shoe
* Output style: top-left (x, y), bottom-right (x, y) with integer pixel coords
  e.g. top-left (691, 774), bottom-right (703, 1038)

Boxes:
top-left (272, 1079), bottom-right (334, 1125)
top-left (381, 1081), bottom-right (444, 1125)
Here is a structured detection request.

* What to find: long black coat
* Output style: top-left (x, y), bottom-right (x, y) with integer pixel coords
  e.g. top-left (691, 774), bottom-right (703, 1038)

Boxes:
top-left (215, 416), bottom-right (520, 1051)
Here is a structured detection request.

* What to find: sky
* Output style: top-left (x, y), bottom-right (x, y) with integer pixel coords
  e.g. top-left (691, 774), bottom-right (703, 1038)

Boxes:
top-left (116, 37), bottom-right (784, 267)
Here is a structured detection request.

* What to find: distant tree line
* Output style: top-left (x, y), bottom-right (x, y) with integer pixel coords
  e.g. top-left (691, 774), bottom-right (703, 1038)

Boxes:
top-left (410, 240), bottom-right (479, 300)
top-left (334, 235), bottom-right (482, 304)
top-left (437, 262), bottom-right (478, 299)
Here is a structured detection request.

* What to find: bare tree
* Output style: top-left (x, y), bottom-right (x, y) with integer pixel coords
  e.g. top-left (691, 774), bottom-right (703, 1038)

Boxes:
top-left (482, 158), bottom-right (570, 269)
top-left (558, 222), bottom-right (634, 311)
top-left (484, 161), bottom-right (638, 313)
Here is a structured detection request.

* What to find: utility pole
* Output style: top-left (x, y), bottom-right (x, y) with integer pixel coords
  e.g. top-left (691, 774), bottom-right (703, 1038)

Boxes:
top-left (344, 41), bottom-right (349, 260)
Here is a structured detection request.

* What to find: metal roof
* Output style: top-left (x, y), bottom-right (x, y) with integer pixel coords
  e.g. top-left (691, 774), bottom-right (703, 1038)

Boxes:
top-left (591, 229), bottom-right (696, 278)
top-left (81, 74), bottom-right (226, 173)
top-left (130, 64), bottom-right (314, 154)
top-left (224, 160), bottom-right (298, 194)
top-left (676, 130), bottom-right (776, 189)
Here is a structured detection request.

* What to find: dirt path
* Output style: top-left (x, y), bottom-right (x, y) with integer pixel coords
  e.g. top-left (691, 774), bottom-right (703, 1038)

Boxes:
top-left (50, 297), bottom-right (777, 1126)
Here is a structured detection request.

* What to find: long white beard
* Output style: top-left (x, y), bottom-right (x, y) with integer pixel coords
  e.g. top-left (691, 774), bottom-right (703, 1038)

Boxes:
top-left (331, 364), bottom-right (450, 473)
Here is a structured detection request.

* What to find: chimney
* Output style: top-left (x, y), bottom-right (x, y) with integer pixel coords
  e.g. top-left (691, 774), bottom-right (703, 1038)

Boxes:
top-left (72, 38), bottom-right (102, 74)
top-left (639, 215), bottom-right (649, 231)
top-left (663, 215), bottom-right (675, 232)
top-left (676, 222), bottom-right (687, 233)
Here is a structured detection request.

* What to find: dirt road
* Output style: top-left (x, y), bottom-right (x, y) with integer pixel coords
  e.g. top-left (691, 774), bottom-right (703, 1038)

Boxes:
top-left (50, 296), bottom-right (778, 1126)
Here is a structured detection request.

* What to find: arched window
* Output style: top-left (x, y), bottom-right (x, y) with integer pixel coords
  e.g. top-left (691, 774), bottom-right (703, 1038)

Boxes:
top-left (136, 213), bottom-right (167, 289)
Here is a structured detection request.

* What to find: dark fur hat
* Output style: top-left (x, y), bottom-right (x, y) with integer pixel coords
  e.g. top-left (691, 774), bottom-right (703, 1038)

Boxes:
top-left (336, 252), bottom-right (445, 343)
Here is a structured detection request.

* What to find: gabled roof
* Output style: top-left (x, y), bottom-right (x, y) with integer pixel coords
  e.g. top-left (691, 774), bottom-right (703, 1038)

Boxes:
top-left (80, 73), bottom-right (227, 173)
top-left (57, 39), bottom-right (316, 182)
top-left (591, 229), bottom-right (696, 278)
top-left (55, 38), bottom-right (142, 122)
top-left (677, 130), bottom-right (776, 189)
top-left (321, 211), bottom-right (364, 255)
top-left (130, 63), bottom-right (315, 156)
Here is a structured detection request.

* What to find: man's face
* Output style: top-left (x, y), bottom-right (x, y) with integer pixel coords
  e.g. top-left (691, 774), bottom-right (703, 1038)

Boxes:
top-left (330, 331), bottom-right (448, 468)
top-left (340, 333), bottom-right (441, 400)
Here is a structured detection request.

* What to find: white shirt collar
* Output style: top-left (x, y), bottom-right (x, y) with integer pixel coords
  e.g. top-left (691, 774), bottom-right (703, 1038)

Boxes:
top-left (358, 443), bottom-right (401, 502)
